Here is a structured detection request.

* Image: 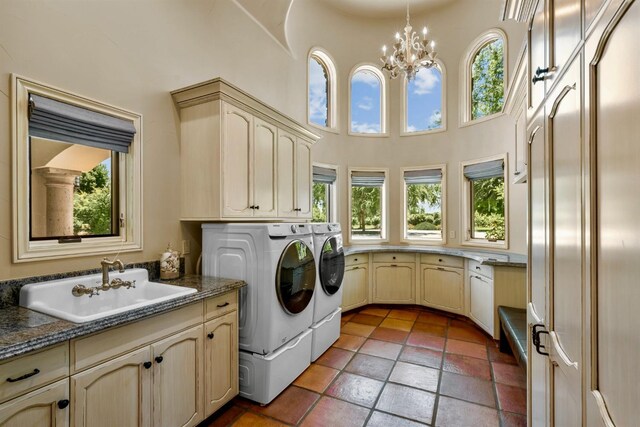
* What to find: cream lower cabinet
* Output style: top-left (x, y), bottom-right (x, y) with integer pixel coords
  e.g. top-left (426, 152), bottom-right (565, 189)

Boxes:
top-left (468, 273), bottom-right (494, 335)
top-left (342, 264), bottom-right (369, 311)
top-left (0, 379), bottom-right (69, 427)
top-left (71, 325), bottom-right (204, 427)
top-left (420, 265), bottom-right (464, 314)
top-left (204, 311), bottom-right (238, 415)
top-left (372, 263), bottom-right (415, 304)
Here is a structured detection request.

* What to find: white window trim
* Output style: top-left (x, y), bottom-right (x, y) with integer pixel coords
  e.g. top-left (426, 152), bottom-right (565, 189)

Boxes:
top-left (312, 162), bottom-right (339, 223)
top-left (401, 59), bottom-right (447, 136)
top-left (459, 28), bottom-right (508, 127)
top-left (12, 75), bottom-right (143, 262)
top-left (348, 64), bottom-right (388, 137)
top-left (400, 164), bottom-right (447, 245)
top-left (348, 167), bottom-right (389, 245)
top-left (459, 153), bottom-right (509, 250)
top-left (307, 47), bottom-right (339, 133)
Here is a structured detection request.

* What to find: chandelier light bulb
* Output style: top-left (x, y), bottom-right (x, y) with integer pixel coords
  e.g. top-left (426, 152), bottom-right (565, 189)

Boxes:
top-left (395, 32), bottom-right (400, 40)
top-left (382, 45), bottom-right (387, 54)
top-left (431, 40), bottom-right (436, 49)
top-left (423, 27), bottom-right (428, 37)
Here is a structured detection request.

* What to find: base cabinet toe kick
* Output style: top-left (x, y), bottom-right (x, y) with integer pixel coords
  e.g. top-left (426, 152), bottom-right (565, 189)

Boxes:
top-left (340, 251), bottom-right (526, 338)
top-left (0, 290), bottom-right (239, 427)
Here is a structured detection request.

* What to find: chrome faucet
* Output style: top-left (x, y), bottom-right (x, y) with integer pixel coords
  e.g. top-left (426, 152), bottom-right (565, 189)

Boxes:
top-left (100, 258), bottom-right (125, 290)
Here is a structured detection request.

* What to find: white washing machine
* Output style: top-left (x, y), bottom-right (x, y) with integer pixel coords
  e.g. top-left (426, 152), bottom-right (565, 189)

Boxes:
top-left (310, 223), bottom-right (345, 361)
top-left (202, 223), bottom-right (317, 404)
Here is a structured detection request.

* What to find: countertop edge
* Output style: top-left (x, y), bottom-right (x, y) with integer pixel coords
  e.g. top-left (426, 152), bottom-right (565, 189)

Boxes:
top-left (0, 277), bottom-right (246, 362)
top-left (343, 245), bottom-right (527, 268)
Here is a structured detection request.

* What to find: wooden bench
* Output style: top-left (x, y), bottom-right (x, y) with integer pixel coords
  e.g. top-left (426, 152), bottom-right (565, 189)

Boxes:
top-left (498, 306), bottom-right (527, 370)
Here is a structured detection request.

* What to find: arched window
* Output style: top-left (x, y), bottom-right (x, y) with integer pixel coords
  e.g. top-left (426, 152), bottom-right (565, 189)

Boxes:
top-left (308, 48), bottom-right (337, 130)
top-left (402, 61), bottom-right (446, 134)
top-left (461, 29), bottom-right (507, 123)
top-left (349, 65), bottom-right (386, 135)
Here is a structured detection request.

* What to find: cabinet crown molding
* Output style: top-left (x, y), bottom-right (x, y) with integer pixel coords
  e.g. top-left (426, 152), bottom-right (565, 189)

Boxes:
top-left (171, 77), bottom-right (320, 143)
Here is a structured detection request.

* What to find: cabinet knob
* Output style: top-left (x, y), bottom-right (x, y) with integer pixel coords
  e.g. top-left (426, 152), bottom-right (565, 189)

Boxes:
top-left (535, 66), bottom-right (550, 76)
top-left (354, 258), bottom-right (358, 262)
top-left (155, 356), bottom-right (164, 364)
top-left (532, 75), bottom-right (545, 84)
top-left (475, 266), bottom-right (481, 270)
top-left (255, 205), bottom-right (260, 210)
top-left (438, 258), bottom-right (443, 262)
top-left (57, 399), bottom-right (70, 410)
top-left (143, 361), bottom-right (152, 369)
top-left (249, 205), bottom-right (254, 209)
top-left (392, 256), bottom-right (396, 260)
top-left (208, 332), bottom-right (215, 339)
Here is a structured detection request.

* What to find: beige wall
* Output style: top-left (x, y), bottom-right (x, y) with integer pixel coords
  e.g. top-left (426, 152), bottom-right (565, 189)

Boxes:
top-left (0, 0), bottom-right (526, 282)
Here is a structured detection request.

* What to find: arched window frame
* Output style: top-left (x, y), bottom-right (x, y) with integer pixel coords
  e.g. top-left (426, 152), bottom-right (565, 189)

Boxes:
top-left (460, 28), bottom-right (508, 126)
top-left (307, 47), bottom-right (338, 132)
top-left (348, 64), bottom-right (388, 137)
top-left (401, 59), bottom-right (447, 136)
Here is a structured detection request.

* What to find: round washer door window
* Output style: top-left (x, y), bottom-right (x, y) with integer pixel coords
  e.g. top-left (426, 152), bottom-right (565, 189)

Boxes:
top-left (319, 235), bottom-right (345, 296)
top-left (276, 240), bottom-right (316, 315)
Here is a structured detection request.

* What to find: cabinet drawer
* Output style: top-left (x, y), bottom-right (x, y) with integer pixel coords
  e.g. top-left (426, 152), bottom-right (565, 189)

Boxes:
top-left (468, 260), bottom-right (493, 280)
top-left (372, 253), bottom-right (415, 263)
top-left (345, 254), bottom-right (368, 267)
top-left (205, 291), bottom-right (238, 321)
top-left (0, 343), bottom-right (69, 403)
top-left (71, 302), bottom-right (203, 373)
top-left (421, 254), bottom-right (464, 269)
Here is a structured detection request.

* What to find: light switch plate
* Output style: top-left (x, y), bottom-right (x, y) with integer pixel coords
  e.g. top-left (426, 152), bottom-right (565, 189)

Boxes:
top-left (449, 230), bottom-right (456, 239)
top-left (181, 239), bottom-right (191, 255)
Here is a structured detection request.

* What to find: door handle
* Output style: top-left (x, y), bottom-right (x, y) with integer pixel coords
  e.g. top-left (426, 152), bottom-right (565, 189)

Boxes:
top-left (532, 323), bottom-right (549, 356)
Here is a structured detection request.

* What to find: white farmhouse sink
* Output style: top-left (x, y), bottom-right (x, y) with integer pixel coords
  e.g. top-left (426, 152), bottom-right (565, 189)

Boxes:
top-left (19, 268), bottom-right (196, 323)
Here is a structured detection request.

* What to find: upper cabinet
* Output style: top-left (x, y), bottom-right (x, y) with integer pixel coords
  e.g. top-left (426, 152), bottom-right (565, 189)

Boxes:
top-left (527, 0), bottom-right (582, 114)
top-left (171, 79), bottom-right (319, 221)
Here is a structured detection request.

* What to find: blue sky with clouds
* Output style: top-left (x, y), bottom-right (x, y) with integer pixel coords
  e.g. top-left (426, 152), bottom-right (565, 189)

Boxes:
top-left (308, 58), bottom-right (328, 127)
top-left (350, 70), bottom-right (381, 133)
top-left (406, 67), bottom-right (442, 132)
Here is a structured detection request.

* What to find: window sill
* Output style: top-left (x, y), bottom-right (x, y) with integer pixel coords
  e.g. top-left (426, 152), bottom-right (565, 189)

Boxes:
top-left (308, 122), bottom-right (340, 135)
top-left (459, 111), bottom-right (505, 128)
top-left (348, 131), bottom-right (389, 138)
top-left (400, 127), bottom-right (447, 137)
top-left (349, 237), bottom-right (389, 245)
top-left (401, 238), bottom-right (447, 246)
top-left (460, 239), bottom-right (508, 250)
top-left (15, 238), bottom-right (143, 263)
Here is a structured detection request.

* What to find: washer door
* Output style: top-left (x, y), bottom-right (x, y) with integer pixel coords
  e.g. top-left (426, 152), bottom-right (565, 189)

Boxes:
top-left (276, 240), bottom-right (316, 315)
top-left (319, 235), bottom-right (345, 296)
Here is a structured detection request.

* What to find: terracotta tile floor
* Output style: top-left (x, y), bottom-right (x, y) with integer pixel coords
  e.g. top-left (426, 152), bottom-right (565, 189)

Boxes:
top-left (201, 305), bottom-right (527, 427)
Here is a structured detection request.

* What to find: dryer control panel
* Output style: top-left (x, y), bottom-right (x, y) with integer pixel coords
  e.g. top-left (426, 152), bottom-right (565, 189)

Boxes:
top-left (268, 223), bottom-right (313, 237)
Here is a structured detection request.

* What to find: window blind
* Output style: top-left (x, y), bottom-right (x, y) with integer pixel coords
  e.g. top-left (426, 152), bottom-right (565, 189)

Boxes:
top-left (351, 171), bottom-right (385, 187)
top-left (29, 94), bottom-right (136, 154)
top-left (313, 166), bottom-right (337, 184)
top-left (403, 168), bottom-right (443, 185)
top-left (463, 159), bottom-right (504, 180)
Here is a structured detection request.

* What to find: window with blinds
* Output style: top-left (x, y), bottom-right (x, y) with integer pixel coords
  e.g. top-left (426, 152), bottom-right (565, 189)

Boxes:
top-left (462, 158), bottom-right (506, 244)
top-left (312, 165), bottom-right (337, 223)
top-left (350, 169), bottom-right (387, 240)
top-left (403, 167), bottom-right (445, 242)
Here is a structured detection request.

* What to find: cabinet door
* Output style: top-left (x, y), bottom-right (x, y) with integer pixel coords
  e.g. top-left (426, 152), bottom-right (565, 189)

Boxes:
top-left (342, 265), bottom-right (368, 311)
top-left (421, 266), bottom-right (464, 314)
top-left (529, 0), bottom-right (546, 112)
top-left (513, 99), bottom-right (528, 183)
top-left (469, 274), bottom-right (494, 334)
top-left (547, 58), bottom-right (582, 427)
top-left (295, 140), bottom-right (312, 218)
top-left (373, 263), bottom-right (415, 304)
top-left (277, 131), bottom-right (297, 218)
top-left (71, 346), bottom-right (152, 427)
top-left (222, 103), bottom-right (253, 217)
top-left (253, 119), bottom-right (277, 217)
top-left (549, 0), bottom-right (581, 79)
top-left (151, 325), bottom-right (204, 427)
top-left (0, 379), bottom-right (69, 427)
top-left (204, 311), bottom-right (238, 417)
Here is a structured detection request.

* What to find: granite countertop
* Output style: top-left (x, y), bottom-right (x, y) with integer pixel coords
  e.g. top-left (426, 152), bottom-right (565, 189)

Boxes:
top-left (343, 245), bottom-right (527, 267)
top-left (0, 275), bottom-right (245, 362)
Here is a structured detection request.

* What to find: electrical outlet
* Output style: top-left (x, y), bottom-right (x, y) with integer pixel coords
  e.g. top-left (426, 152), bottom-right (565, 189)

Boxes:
top-left (449, 230), bottom-right (456, 239)
top-left (181, 239), bottom-right (191, 255)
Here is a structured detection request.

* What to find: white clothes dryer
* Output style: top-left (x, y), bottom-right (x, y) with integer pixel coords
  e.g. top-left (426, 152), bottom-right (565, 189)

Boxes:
top-left (311, 223), bottom-right (345, 323)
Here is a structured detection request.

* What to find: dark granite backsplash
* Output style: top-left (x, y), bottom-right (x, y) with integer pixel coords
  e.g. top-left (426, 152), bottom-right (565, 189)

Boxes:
top-left (0, 258), bottom-right (185, 309)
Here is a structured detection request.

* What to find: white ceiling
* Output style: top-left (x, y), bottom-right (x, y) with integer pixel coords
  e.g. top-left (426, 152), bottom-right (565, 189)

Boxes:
top-left (315, 0), bottom-right (456, 19)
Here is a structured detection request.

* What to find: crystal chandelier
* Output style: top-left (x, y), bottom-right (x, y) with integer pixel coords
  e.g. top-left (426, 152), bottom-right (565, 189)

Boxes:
top-left (379, 2), bottom-right (437, 80)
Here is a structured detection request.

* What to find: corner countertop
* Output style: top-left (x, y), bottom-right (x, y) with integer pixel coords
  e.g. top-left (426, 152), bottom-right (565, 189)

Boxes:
top-left (343, 245), bottom-right (527, 267)
top-left (0, 275), bottom-right (245, 362)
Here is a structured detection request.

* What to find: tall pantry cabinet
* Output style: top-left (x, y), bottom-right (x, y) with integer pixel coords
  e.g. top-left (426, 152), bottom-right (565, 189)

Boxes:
top-left (508, 0), bottom-right (639, 425)
top-left (171, 78), bottom-right (319, 221)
